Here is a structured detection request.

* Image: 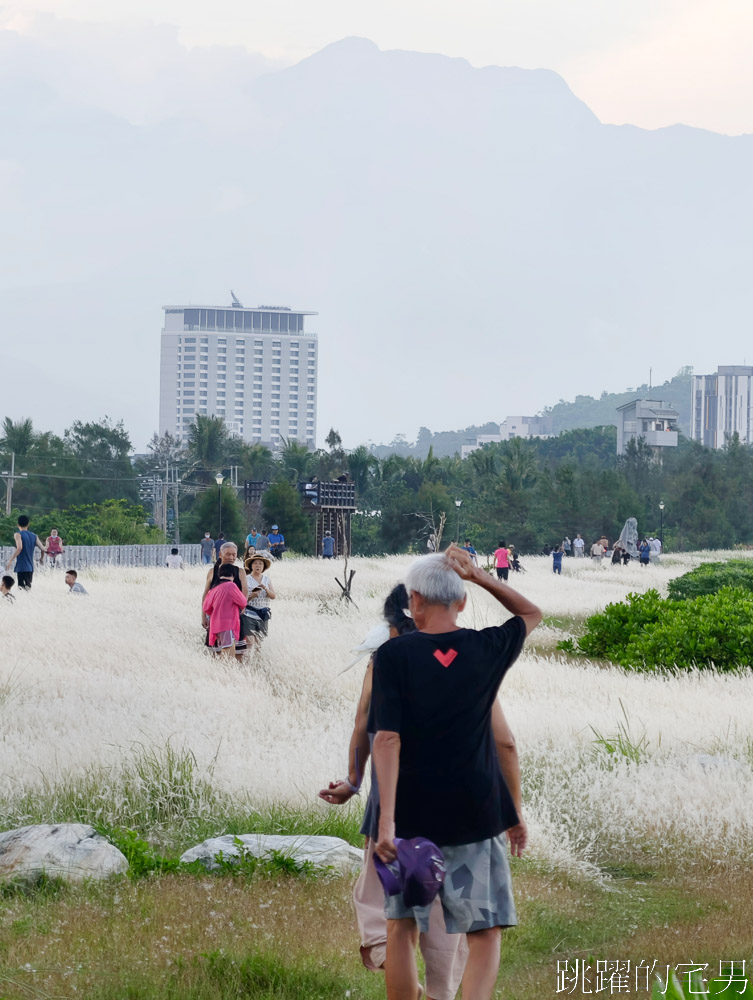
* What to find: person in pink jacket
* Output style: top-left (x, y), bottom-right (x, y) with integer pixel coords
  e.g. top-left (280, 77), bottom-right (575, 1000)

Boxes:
top-left (202, 564), bottom-right (248, 656)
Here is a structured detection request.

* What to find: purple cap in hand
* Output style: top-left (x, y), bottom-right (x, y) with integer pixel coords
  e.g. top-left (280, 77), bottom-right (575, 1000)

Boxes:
top-left (374, 837), bottom-right (446, 908)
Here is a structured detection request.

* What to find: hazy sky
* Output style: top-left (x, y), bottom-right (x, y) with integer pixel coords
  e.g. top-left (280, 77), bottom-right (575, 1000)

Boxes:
top-left (1, 1), bottom-right (751, 452)
top-left (4, 0), bottom-right (753, 134)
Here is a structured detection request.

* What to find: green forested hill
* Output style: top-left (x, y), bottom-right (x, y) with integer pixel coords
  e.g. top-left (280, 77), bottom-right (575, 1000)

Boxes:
top-left (372, 370), bottom-right (693, 458)
top-left (544, 369), bottom-right (692, 436)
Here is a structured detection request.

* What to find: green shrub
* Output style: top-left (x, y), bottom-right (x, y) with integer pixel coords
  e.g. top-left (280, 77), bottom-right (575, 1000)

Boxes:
top-left (558, 588), bottom-right (753, 671)
top-left (668, 559), bottom-right (753, 601)
top-left (101, 830), bottom-right (328, 881)
top-left (212, 838), bottom-right (326, 879)
top-left (99, 827), bottom-right (186, 877)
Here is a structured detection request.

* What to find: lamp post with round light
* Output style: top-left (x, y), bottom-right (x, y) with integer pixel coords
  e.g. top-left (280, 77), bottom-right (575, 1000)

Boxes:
top-left (659, 500), bottom-right (665, 553)
top-left (454, 498), bottom-right (462, 543)
top-left (215, 472), bottom-right (225, 537)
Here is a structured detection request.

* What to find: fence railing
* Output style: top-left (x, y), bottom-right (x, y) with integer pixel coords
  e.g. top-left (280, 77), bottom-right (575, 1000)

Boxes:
top-left (0, 544), bottom-right (203, 569)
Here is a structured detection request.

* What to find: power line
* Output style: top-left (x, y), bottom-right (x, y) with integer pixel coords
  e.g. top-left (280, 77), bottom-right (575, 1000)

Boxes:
top-left (7, 472), bottom-right (140, 483)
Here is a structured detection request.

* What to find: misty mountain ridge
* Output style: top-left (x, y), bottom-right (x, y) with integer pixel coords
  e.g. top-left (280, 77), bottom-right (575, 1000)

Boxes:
top-left (370, 368), bottom-right (693, 458)
top-left (1, 31), bottom-right (751, 451)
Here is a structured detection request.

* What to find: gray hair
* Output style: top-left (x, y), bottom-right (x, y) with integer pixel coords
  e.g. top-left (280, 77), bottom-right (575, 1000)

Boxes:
top-left (220, 541), bottom-right (237, 553)
top-left (404, 554), bottom-right (465, 607)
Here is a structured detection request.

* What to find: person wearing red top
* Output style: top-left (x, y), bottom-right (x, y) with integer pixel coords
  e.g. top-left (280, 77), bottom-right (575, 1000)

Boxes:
top-left (202, 565), bottom-right (248, 656)
top-left (493, 540), bottom-right (510, 581)
top-left (44, 529), bottom-right (64, 567)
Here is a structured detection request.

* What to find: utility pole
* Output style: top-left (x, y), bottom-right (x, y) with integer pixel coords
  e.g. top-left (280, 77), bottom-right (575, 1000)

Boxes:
top-left (4, 453), bottom-right (14, 516)
top-left (173, 465), bottom-right (181, 544)
top-left (162, 460), bottom-right (168, 539)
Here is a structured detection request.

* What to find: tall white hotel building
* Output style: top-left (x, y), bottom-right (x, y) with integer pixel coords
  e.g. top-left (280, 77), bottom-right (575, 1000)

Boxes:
top-left (159, 300), bottom-right (318, 449)
top-left (691, 365), bottom-right (753, 449)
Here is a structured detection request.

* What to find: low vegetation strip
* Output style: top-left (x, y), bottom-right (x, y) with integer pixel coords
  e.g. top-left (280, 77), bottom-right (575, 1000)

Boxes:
top-left (559, 587), bottom-right (753, 671)
top-left (667, 559), bottom-right (753, 600)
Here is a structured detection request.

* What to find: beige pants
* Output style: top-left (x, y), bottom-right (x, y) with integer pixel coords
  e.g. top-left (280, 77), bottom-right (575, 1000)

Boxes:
top-left (353, 838), bottom-right (468, 1000)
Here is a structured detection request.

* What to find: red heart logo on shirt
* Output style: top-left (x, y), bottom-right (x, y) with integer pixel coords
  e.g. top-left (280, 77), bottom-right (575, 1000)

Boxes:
top-left (433, 648), bottom-right (458, 668)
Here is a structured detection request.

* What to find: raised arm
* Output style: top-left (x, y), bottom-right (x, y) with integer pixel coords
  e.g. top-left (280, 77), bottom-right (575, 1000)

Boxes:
top-left (237, 566), bottom-right (249, 599)
top-left (446, 543), bottom-right (542, 635)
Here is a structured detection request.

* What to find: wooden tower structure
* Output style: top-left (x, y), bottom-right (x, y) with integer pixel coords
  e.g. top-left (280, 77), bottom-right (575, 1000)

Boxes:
top-left (242, 479), bottom-right (356, 556)
top-left (298, 480), bottom-right (356, 556)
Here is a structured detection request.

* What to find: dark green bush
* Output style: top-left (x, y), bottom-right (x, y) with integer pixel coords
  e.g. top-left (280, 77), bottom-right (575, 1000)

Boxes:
top-left (558, 588), bottom-right (753, 671)
top-left (667, 559), bottom-right (753, 601)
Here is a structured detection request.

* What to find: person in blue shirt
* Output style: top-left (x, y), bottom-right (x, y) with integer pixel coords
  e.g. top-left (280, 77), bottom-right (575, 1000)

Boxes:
top-left (268, 525), bottom-right (285, 560)
top-left (461, 539), bottom-right (478, 566)
top-left (552, 545), bottom-right (564, 575)
top-left (5, 515), bottom-right (46, 590)
top-left (244, 527), bottom-right (262, 560)
top-left (322, 531), bottom-right (335, 559)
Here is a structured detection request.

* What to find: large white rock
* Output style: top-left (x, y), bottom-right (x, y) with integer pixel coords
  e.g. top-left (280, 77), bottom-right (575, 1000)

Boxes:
top-left (0, 824), bottom-right (129, 884)
top-left (180, 833), bottom-right (363, 874)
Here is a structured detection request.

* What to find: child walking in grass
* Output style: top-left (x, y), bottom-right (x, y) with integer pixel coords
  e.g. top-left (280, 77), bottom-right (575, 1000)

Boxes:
top-left (552, 545), bottom-right (564, 575)
top-left (202, 564), bottom-right (248, 657)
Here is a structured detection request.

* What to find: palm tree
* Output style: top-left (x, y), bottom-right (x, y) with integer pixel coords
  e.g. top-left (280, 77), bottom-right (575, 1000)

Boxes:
top-left (238, 442), bottom-right (276, 482)
top-left (498, 438), bottom-right (538, 494)
top-left (0, 417), bottom-right (35, 456)
top-left (186, 415), bottom-right (230, 482)
top-left (469, 445), bottom-right (498, 483)
top-left (277, 438), bottom-right (315, 482)
top-left (347, 445), bottom-right (379, 496)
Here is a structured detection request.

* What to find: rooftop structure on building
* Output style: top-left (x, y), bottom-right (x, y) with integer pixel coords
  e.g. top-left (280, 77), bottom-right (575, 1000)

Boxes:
top-left (461, 415), bottom-right (552, 459)
top-left (616, 399), bottom-right (679, 455)
top-left (159, 295), bottom-right (318, 450)
top-left (691, 365), bottom-right (753, 449)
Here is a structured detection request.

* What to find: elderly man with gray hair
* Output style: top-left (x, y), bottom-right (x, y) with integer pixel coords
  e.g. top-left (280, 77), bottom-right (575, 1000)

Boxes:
top-left (371, 543), bottom-right (541, 1000)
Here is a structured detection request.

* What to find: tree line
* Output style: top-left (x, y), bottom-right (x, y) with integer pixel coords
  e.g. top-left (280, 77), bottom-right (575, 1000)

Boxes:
top-left (2, 415), bottom-right (752, 555)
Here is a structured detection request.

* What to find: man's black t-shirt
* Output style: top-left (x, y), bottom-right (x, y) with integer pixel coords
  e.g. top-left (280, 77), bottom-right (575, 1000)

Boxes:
top-left (370, 616), bottom-right (526, 847)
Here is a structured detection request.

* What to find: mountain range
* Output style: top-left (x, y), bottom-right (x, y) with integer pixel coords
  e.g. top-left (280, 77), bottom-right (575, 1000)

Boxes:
top-left (1, 34), bottom-right (751, 448)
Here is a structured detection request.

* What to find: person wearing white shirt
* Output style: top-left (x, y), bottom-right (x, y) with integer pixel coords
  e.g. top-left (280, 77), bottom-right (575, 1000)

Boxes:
top-left (165, 548), bottom-right (184, 569)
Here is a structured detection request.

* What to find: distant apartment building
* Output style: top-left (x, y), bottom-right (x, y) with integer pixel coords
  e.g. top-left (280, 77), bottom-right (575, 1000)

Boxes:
top-left (461, 415), bottom-right (552, 459)
top-left (616, 399), bottom-right (679, 455)
top-left (691, 365), bottom-right (753, 449)
top-left (159, 299), bottom-right (318, 449)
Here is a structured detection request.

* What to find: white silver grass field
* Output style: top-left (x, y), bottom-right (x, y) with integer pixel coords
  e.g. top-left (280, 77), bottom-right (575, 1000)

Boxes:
top-left (1, 551), bottom-right (751, 877)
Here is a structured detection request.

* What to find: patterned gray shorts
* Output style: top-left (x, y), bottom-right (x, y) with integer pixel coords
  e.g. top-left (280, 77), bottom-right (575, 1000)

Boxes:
top-left (384, 834), bottom-right (517, 934)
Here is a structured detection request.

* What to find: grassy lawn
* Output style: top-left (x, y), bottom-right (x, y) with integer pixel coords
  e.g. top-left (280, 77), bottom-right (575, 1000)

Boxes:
top-left (1, 861), bottom-right (751, 999)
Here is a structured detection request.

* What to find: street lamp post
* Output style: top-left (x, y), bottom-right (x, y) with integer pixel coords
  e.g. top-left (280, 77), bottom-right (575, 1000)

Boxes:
top-left (215, 472), bottom-right (225, 536)
top-left (659, 501), bottom-right (665, 553)
top-left (454, 499), bottom-right (462, 543)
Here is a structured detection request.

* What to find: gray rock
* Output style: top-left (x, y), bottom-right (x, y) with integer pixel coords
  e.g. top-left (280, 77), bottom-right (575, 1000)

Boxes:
top-left (0, 823), bottom-right (129, 884)
top-left (180, 833), bottom-right (362, 874)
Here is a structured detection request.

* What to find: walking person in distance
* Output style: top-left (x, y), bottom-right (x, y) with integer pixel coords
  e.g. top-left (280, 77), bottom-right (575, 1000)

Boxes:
top-left (5, 515), bottom-right (46, 590)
